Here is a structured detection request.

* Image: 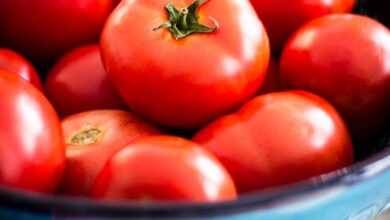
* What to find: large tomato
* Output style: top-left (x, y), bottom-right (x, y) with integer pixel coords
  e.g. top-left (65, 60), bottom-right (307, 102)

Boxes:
top-left (101, 0), bottom-right (270, 129)
top-left (0, 0), bottom-right (113, 64)
top-left (250, 0), bottom-right (355, 52)
top-left (60, 110), bottom-right (159, 196)
top-left (193, 91), bottom-right (353, 193)
top-left (45, 45), bottom-right (125, 117)
top-left (92, 136), bottom-right (237, 202)
top-left (0, 70), bottom-right (65, 192)
top-left (280, 14), bottom-right (390, 140)
top-left (0, 48), bottom-right (42, 90)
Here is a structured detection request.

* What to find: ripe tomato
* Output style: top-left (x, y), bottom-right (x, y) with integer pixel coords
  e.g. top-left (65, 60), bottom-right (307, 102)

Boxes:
top-left (0, 0), bottom-right (113, 64)
top-left (101, 0), bottom-right (270, 129)
top-left (92, 136), bottom-right (237, 202)
top-left (60, 110), bottom-right (159, 196)
top-left (258, 59), bottom-right (280, 94)
top-left (0, 70), bottom-right (65, 192)
top-left (250, 0), bottom-right (355, 52)
top-left (280, 14), bottom-right (390, 140)
top-left (45, 45), bottom-right (125, 117)
top-left (0, 48), bottom-right (42, 90)
top-left (193, 91), bottom-right (353, 193)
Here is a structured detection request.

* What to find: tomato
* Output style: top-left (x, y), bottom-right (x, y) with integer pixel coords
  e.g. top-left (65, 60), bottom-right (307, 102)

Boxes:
top-left (0, 0), bottom-right (113, 64)
top-left (92, 136), bottom-right (237, 202)
top-left (280, 14), bottom-right (390, 140)
top-left (45, 45), bottom-right (125, 117)
top-left (0, 48), bottom-right (42, 90)
top-left (258, 59), bottom-right (281, 94)
top-left (60, 110), bottom-right (159, 196)
top-left (0, 70), bottom-right (65, 192)
top-left (193, 91), bottom-right (353, 193)
top-left (101, 0), bottom-right (270, 129)
top-left (250, 0), bottom-right (355, 52)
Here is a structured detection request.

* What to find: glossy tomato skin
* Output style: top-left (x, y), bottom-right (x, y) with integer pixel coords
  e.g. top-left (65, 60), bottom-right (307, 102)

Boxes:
top-left (101, 0), bottom-right (270, 129)
top-left (45, 45), bottom-right (125, 117)
top-left (193, 91), bottom-right (353, 193)
top-left (250, 0), bottom-right (355, 52)
top-left (0, 0), bottom-right (113, 64)
top-left (0, 48), bottom-right (42, 90)
top-left (61, 110), bottom-right (159, 196)
top-left (0, 70), bottom-right (65, 192)
top-left (92, 136), bottom-right (237, 202)
top-left (280, 14), bottom-right (390, 139)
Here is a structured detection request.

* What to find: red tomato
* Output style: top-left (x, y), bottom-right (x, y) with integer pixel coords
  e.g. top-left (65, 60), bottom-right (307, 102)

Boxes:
top-left (280, 14), bottom-right (390, 140)
top-left (60, 110), bottom-right (159, 196)
top-left (0, 48), bottom-right (42, 90)
top-left (101, 0), bottom-right (270, 129)
top-left (0, 70), bottom-right (65, 192)
top-left (45, 45), bottom-right (125, 117)
top-left (0, 0), bottom-right (113, 64)
top-left (250, 0), bottom-right (355, 52)
top-left (258, 59), bottom-right (281, 94)
top-left (193, 91), bottom-right (353, 193)
top-left (92, 136), bottom-right (237, 202)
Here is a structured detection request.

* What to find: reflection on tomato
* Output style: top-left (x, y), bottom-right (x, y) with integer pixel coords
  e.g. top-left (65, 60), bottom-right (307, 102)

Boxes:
top-left (92, 136), bottom-right (237, 202)
top-left (0, 48), bottom-right (42, 90)
top-left (194, 91), bottom-right (353, 193)
top-left (0, 70), bottom-right (65, 192)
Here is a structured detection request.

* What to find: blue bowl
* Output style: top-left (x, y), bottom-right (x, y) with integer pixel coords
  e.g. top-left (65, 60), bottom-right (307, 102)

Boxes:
top-left (0, 0), bottom-right (389, 219)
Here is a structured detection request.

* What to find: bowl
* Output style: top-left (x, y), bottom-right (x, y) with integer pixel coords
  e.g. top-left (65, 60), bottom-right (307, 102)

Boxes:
top-left (0, 0), bottom-right (389, 219)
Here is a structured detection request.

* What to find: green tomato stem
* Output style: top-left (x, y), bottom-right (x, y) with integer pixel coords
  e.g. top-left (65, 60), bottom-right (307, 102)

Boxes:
top-left (153, 0), bottom-right (218, 40)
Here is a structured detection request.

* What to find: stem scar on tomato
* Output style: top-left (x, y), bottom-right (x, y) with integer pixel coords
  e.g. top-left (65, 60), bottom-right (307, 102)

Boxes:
top-left (67, 125), bottom-right (105, 145)
top-left (153, 0), bottom-right (218, 39)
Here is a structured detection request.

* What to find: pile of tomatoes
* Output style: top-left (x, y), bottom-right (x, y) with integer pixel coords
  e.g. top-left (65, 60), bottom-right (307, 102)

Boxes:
top-left (0, 0), bottom-right (389, 203)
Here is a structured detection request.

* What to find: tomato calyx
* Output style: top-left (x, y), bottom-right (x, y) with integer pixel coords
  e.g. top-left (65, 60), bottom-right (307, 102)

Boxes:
top-left (153, 0), bottom-right (218, 39)
top-left (67, 126), bottom-right (104, 145)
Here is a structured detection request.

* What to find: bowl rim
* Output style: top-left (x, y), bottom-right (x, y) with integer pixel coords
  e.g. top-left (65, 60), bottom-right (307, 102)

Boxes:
top-left (0, 144), bottom-right (389, 218)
